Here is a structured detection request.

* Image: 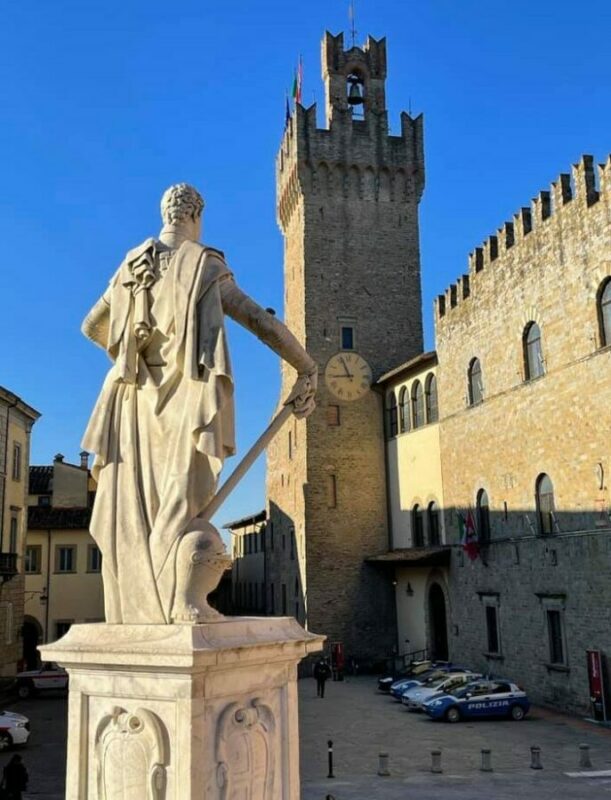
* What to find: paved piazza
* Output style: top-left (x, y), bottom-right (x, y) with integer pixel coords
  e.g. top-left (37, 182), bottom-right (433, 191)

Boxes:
top-left (3, 678), bottom-right (611, 798)
top-left (300, 676), bottom-right (611, 799)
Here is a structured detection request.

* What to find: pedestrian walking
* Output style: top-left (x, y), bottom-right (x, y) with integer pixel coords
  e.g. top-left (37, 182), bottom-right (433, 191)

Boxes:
top-left (1, 754), bottom-right (28, 800)
top-left (314, 657), bottom-right (332, 698)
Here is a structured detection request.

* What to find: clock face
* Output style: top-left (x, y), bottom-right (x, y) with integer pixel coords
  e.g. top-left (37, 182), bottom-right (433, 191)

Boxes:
top-left (324, 352), bottom-right (372, 401)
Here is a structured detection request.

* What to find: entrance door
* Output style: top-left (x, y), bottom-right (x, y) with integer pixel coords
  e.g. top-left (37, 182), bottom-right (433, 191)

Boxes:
top-left (429, 583), bottom-right (448, 661)
top-left (22, 618), bottom-right (42, 670)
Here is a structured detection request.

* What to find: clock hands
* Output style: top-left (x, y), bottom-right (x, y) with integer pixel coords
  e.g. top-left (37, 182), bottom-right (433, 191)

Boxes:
top-left (339, 356), bottom-right (354, 379)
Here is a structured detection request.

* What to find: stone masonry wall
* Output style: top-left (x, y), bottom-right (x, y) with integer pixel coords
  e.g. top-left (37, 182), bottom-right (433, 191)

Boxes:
top-left (435, 154), bottom-right (611, 712)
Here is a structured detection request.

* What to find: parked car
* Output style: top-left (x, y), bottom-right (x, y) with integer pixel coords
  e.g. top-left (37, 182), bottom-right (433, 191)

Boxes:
top-left (378, 660), bottom-right (437, 693)
top-left (401, 672), bottom-right (480, 710)
top-left (0, 711), bottom-right (30, 750)
top-left (15, 662), bottom-right (68, 699)
top-left (423, 679), bottom-right (530, 722)
top-left (389, 665), bottom-right (469, 700)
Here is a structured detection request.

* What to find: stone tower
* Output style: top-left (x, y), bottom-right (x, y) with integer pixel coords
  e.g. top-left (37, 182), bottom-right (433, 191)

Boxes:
top-left (266, 31), bottom-right (425, 661)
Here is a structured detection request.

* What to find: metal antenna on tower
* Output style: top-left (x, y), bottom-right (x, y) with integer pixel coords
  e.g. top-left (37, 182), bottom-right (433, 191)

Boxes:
top-left (348, 0), bottom-right (357, 47)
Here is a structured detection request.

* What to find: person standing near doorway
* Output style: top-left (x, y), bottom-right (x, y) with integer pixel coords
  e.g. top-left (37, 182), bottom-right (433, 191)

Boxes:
top-left (314, 657), bottom-right (332, 698)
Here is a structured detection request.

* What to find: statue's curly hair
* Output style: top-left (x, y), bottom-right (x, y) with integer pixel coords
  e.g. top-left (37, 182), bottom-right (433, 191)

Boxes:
top-left (160, 183), bottom-right (204, 225)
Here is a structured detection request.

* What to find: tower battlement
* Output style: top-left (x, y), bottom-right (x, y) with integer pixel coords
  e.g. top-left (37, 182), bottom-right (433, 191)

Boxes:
top-left (436, 155), bottom-right (610, 323)
top-left (276, 32), bottom-right (424, 233)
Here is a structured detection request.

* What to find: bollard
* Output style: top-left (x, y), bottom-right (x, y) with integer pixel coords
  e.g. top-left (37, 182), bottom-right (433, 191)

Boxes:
top-left (431, 749), bottom-right (443, 774)
top-left (530, 746), bottom-right (543, 770)
top-left (327, 739), bottom-right (335, 779)
top-left (378, 752), bottom-right (390, 777)
top-left (481, 748), bottom-right (493, 772)
top-left (579, 744), bottom-right (592, 769)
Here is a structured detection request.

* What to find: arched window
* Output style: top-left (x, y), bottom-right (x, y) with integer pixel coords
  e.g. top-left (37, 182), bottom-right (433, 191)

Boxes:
top-left (428, 501), bottom-right (441, 545)
top-left (468, 358), bottom-right (483, 406)
top-left (412, 504), bottom-right (424, 547)
top-left (398, 387), bottom-right (410, 433)
top-left (536, 473), bottom-right (555, 535)
top-left (425, 374), bottom-right (439, 423)
top-left (386, 391), bottom-right (398, 438)
top-left (476, 489), bottom-right (491, 544)
top-left (411, 381), bottom-right (425, 428)
top-left (524, 322), bottom-right (544, 380)
top-left (598, 279), bottom-right (611, 347)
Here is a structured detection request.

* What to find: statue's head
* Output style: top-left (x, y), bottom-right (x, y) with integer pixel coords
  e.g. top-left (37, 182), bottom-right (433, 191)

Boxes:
top-left (160, 183), bottom-right (204, 240)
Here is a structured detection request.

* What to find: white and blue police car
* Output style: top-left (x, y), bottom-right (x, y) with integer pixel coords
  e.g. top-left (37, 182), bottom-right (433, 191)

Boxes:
top-left (423, 679), bottom-right (530, 722)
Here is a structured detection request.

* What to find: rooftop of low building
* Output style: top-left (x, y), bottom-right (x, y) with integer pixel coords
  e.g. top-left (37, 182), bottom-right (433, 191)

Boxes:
top-left (377, 350), bottom-right (437, 386)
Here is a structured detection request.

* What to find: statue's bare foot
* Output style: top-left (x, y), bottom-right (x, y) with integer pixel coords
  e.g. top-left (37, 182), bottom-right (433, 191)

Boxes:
top-left (171, 523), bottom-right (231, 624)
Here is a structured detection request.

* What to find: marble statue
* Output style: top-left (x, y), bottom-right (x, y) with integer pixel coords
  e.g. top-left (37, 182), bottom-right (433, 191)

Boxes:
top-left (81, 183), bottom-right (317, 625)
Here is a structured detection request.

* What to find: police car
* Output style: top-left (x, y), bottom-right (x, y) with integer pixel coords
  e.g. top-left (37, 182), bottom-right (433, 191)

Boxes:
top-left (401, 671), bottom-right (479, 710)
top-left (0, 710), bottom-right (30, 750)
top-left (15, 662), bottom-right (68, 699)
top-left (389, 665), bottom-right (468, 700)
top-left (422, 679), bottom-right (530, 722)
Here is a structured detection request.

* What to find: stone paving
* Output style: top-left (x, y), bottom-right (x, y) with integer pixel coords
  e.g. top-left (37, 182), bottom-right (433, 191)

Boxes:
top-left (299, 675), bottom-right (611, 799)
top-left (4, 678), bottom-right (611, 798)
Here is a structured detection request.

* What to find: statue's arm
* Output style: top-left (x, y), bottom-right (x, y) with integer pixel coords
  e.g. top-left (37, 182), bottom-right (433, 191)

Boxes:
top-left (81, 295), bottom-right (111, 350)
top-left (220, 280), bottom-right (317, 417)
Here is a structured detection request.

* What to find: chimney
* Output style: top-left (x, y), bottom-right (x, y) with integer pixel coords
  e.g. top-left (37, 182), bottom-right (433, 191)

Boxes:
top-left (54, 453), bottom-right (64, 463)
top-left (79, 451), bottom-right (89, 470)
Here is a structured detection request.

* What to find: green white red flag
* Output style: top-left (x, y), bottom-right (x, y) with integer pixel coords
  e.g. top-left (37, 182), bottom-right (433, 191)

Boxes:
top-left (292, 56), bottom-right (303, 105)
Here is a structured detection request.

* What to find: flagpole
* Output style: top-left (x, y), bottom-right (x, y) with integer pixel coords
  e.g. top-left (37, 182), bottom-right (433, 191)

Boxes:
top-left (348, 0), bottom-right (357, 47)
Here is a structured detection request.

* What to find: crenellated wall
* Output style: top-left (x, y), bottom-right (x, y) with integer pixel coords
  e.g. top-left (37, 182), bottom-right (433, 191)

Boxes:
top-left (435, 155), bottom-right (608, 324)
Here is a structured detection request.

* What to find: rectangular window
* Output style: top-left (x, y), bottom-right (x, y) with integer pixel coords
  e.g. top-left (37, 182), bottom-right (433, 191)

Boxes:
top-left (547, 609), bottom-right (565, 665)
top-left (327, 475), bottom-right (337, 508)
top-left (9, 517), bottom-right (18, 554)
top-left (11, 442), bottom-right (21, 481)
top-left (290, 528), bottom-right (295, 561)
top-left (282, 532), bottom-right (286, 551)
top-left (340, 326), bottom-right (354, 350)
top-left (87, 545), bottom-right (102, 573)
top-left (55, 546), bottom-right (76, 573)
top-left (270, 584), bottom-right (275, 615)
top-left (55, 620), bottom-right (72, 639)
top-left (485, 605), bottom-right (500, 655)
top-left (260, 527), bottom-right (266, 551)
top-left (282, 583), bottom-right (287, 615)
top-left (261, 582), bottom-right (265, 611)
top-left (38, 495), bottom-right (51, 507)
top-left (327, 405), bottom-right (340, 426)
top-left (288, 431), bottom-right (293, 460)
top-left (24, 545), bottom-right (42, 574)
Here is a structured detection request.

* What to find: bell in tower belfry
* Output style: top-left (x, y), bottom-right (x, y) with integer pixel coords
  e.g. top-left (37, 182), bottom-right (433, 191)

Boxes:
top-left (347, 74), bottom-right (364, 106)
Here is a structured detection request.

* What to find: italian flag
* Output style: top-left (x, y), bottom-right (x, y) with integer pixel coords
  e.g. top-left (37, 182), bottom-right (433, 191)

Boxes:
top-left (292, 56), bottom-right (303, 105)
top-left (459, 509), bottom-right (479, 561)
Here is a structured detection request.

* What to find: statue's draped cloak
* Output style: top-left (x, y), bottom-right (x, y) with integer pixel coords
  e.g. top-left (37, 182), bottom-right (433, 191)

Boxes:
top-left (82, 239), bottom-right (235, 623)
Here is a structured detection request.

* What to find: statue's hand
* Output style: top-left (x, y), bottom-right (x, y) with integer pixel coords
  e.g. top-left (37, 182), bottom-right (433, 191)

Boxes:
top-left (285, 368), bottom-right (318, 419)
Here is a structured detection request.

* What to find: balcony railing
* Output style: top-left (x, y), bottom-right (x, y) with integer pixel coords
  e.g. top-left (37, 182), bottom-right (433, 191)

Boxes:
top-left (0, 553), bottom-right (18, 580)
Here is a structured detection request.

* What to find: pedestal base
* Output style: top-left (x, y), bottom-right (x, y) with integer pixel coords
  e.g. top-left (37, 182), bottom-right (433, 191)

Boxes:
top-left (40, 618), bottom-right (324, 799)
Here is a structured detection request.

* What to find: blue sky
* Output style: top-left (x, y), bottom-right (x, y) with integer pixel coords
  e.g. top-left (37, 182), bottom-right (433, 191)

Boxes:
top-left (2, 0), bottom-right (610, 527)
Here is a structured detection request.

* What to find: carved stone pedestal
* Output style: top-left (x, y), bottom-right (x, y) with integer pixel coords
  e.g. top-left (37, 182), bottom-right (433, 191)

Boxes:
top-left (40, 618), bottom-right (324, 799)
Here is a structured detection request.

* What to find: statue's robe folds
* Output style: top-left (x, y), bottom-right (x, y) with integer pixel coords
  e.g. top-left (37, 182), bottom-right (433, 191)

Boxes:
top-left (82, 239), bottom-right (235, 623)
